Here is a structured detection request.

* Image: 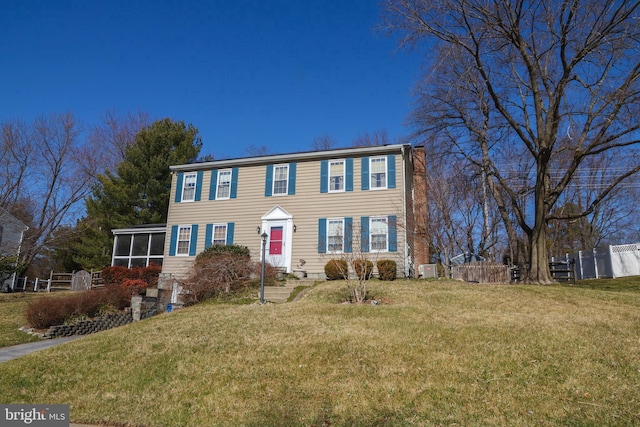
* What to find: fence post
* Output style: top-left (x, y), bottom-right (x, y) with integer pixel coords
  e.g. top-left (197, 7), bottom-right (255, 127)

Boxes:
top-left (593, 248), bottom-right (599, 279)
top-left (34, 278), bottom-right (39, 292)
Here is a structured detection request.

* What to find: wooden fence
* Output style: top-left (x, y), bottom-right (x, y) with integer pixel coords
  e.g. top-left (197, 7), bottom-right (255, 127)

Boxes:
top-left (10, 270), bottom-right (103, 292)
top-left (452, 262), bottom-right (511, 284)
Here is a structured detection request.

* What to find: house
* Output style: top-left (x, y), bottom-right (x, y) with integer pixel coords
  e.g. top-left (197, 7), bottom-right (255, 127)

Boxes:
top-left (0, 207), bottom-right (29, 291)
top-left (158, 144), bottom-right (429, 283)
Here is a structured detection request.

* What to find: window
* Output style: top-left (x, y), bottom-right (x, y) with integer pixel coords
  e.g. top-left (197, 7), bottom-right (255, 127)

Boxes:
top-left (112, 231), bottom-right (165, 268)
top-left (370, 217), bottom-right (388, 252)
top-left (182, 173), bottom-right (197, 201)
top-left (273, 165), bottom-right (289, 195)
top-left (216, 170), bottom-right (232, 199)
top-left (370, 157), bottom-right (387, 189)
top-left (329, 160), bottom-right (345, 192)
top-left (177, 226), bottom-right (192, 255)
top-left (327, 219), bottom-right (344, 253)
top-left (211, 224), bottom-right (227, 246)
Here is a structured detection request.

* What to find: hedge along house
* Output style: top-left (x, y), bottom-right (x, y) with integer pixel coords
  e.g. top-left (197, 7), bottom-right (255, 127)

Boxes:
top-left (160, 144), bottom-right (429, 287)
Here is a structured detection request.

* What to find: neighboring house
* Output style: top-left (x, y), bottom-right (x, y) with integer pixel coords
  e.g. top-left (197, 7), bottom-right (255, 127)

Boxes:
top-left (0, 207), bottom-right (29, 290)
top-left (160, 144), bottom-right (429, 281)
top-left (111, 224), bottom-right (166, 268)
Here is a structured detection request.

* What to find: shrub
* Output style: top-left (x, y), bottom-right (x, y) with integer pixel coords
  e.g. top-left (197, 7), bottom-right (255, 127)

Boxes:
top-left (377, 260), bottom-right (397, 281)
top-left (101, 264), bottom-right (161, 290)
top-left (324, 259), bottom-right (348, 280)
top-left (182, 249), bottom-right (254, 305)
top-left (122, 279), bottom-right (149, 296)
top-left (25, 285), bottom-right (132, 329)
top-left (352, 259), bottom-right (374, 280)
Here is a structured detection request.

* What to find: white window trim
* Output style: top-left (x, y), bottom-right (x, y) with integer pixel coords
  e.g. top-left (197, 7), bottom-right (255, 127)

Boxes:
top-left (369, 156), bottom-right (387, 190)
top-left (181, 172), bottom-right (197, 202)
top-left (216, 169), bottom-right (232, 200)
top-left (328, 159), bottom-right (346, 193)
top-left (369, 216), bottom-right (389, 253)
top-left (327, 217), bottom-right (345, 254)
top-left (272, 164), bottom-right (289, 196)
top-left (176, 225), bottom-right (192, 256)
top-left (210, 223), bottom-right (228, 247)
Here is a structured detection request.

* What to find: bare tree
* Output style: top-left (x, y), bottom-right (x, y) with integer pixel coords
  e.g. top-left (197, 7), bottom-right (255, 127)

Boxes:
top-left (351, 129), bottom-right (390, 147)
top-left (88, 110), bottom-right (150, 175)
top-left (384, 0), bottom-right (640, 283)
top-left (311, 134), bottom-right (338, 151)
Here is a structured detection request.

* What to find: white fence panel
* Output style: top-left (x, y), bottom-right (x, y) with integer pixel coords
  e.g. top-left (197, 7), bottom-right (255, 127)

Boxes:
top-left (610, 243), bottom-right (640, 278)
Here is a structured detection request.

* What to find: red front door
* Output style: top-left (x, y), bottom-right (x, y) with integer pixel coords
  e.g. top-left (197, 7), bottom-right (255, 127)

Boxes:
top-left (269, 226), bottom-right (283, 255)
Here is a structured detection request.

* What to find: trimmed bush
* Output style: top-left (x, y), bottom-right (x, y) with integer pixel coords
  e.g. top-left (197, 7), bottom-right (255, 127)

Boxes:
top-left (25, 285), bottom-right (131, 329)
top-left (101, 264), bottom-right (161, 291)
top-left (353, 259), bottom-right (374, 280)
top-left (182, 247), bottom-right (255, 305)
top-left (377, 260), bottom-right (397, 281)
top-left (324, 259), bottom-right (348, 280)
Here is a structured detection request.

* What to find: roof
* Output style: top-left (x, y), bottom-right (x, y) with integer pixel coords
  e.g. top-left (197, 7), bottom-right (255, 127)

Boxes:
top-left (170, 143), bottom-right (412, 172)
top-left (112, 224), bottom-right (166, 234)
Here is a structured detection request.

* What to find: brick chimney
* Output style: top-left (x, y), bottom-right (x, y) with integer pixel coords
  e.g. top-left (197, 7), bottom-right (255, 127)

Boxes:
top-left (412, 146), bottom-right (430, 273)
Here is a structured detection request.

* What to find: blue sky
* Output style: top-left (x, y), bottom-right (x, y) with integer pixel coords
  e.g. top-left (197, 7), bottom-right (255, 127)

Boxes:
top-left (1, 0), bottom-right (423, 159)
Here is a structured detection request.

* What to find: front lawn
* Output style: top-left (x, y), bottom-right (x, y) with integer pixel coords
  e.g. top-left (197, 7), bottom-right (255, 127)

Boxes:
top-left (0, 279), bottom-right (639, 426)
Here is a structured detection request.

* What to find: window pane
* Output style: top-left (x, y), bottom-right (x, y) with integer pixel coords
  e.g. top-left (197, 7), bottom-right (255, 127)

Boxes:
top-left (115, 235), bottom-right (132, 256)
top-left (113, 258), bottom-right (129, 267)
top-left (213, 225), bottom-right (227, 246)
top-left (130, 258), bottom-right (147, 268)
top-left (329, 161), bottom-right (344, 191)
top-left (182, 173), bottom-right (197, 201)
top-left (370, 218), bottom-right (388, 251)
top-left (273, 165), bottom-right (288, 195)
top-left (217, 170), bottom-right (231, 198)
top-left (149, 233), bottom-right (165, 255)
top-left (132, 234), bottom-right (149, 256)
top-left (149, 258), bottom-right (163, 266)
top-left (327, 220), bottom-right (343, 252)
top-left (370, 158), bottom-right (386, 188)
top-left (177, 226), bottom-right (191, 255)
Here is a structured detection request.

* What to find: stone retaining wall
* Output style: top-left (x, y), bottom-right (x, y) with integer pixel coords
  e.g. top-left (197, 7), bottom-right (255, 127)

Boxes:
top-left (44, 309), bottom-right (157, 338)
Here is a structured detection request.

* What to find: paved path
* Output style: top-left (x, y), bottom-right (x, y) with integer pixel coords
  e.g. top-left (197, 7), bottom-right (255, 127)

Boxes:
top-left (0, 336), bottom-right (83, 363)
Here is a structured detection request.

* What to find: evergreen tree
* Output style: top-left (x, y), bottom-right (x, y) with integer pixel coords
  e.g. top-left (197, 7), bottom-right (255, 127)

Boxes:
top-left (73, 118), bottom-right (202, 268)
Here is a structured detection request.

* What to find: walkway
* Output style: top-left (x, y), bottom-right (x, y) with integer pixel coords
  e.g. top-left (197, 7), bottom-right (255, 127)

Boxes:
top-left (0, 336), bottom-right (83, 363)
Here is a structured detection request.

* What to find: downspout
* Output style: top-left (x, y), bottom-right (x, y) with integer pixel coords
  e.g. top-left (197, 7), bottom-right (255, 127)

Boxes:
top-left (401, 145), bottom-right (409, 277)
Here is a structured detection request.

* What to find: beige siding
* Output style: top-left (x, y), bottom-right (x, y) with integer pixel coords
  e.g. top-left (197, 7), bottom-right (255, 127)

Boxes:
top-left (162, 150), bottom-right (411, 279)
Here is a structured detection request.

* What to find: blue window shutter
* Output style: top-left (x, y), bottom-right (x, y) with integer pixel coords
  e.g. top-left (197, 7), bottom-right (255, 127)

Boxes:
top-left (226, 222), bottom-right (235, 245)
top-left (230, 168), bottom-right (239, 199)
top-left (265, 164), bottom-right (273, 197)
top-left (189, 224), bottom-right (199, 256)
top-left (209, 170), bottom-right (218, 200)
top-left (344, 217), bottom-right (353, 253)
top-left (318, 218), bottom-right (327, 253)
top-left (387, 155), bottom-right (396, 189)
top-left (175, 173), bottom-right (184, 202)
top-left (361, 158), bottom-right (370, 191)
top-left (205, 224), bottom-right (213, 250)
top-left (320, 161), bottom-right (328, 193)
top-left (288, 163), bottom-right (296, 195)
top-left (195, 171), bottom-right (204, 201)
top-left (389, 215), bottom-right (398, 252)
top-left (346, 158), bottom-right (354, 191)
top-left (169, 225), bottom-right (178, 256)
top-left (361, 216), bottom-right (370, 253)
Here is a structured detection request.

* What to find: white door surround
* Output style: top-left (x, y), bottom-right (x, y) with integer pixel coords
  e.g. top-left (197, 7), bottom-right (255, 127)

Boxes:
top-left (260, 205), bottom-right (294, 273)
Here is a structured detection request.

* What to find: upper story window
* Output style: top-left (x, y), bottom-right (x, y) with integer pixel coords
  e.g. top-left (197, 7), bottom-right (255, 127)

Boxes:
top-left (216, 169), bottom-right (232, 199)
top-left (370, 157), bottom-right (387, 190)
top-left (182, 173), bottom-right (197, 201)
top-left (329, 160), bottom-right (345, 192)
top-left (273, 165), bottom-right (289, 195)
top-left (177, 225), bottom-right (192, 256)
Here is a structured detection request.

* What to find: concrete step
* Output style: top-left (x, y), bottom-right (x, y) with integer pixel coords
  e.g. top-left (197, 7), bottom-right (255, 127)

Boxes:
top-left (262, 285), bottom-right (297, 303)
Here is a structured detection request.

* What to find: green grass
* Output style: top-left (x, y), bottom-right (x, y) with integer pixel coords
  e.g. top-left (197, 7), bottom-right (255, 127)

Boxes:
top-left (0, 292), bottom-right (45, 347)
top-left (1, 279), bottom-right (640, 426)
